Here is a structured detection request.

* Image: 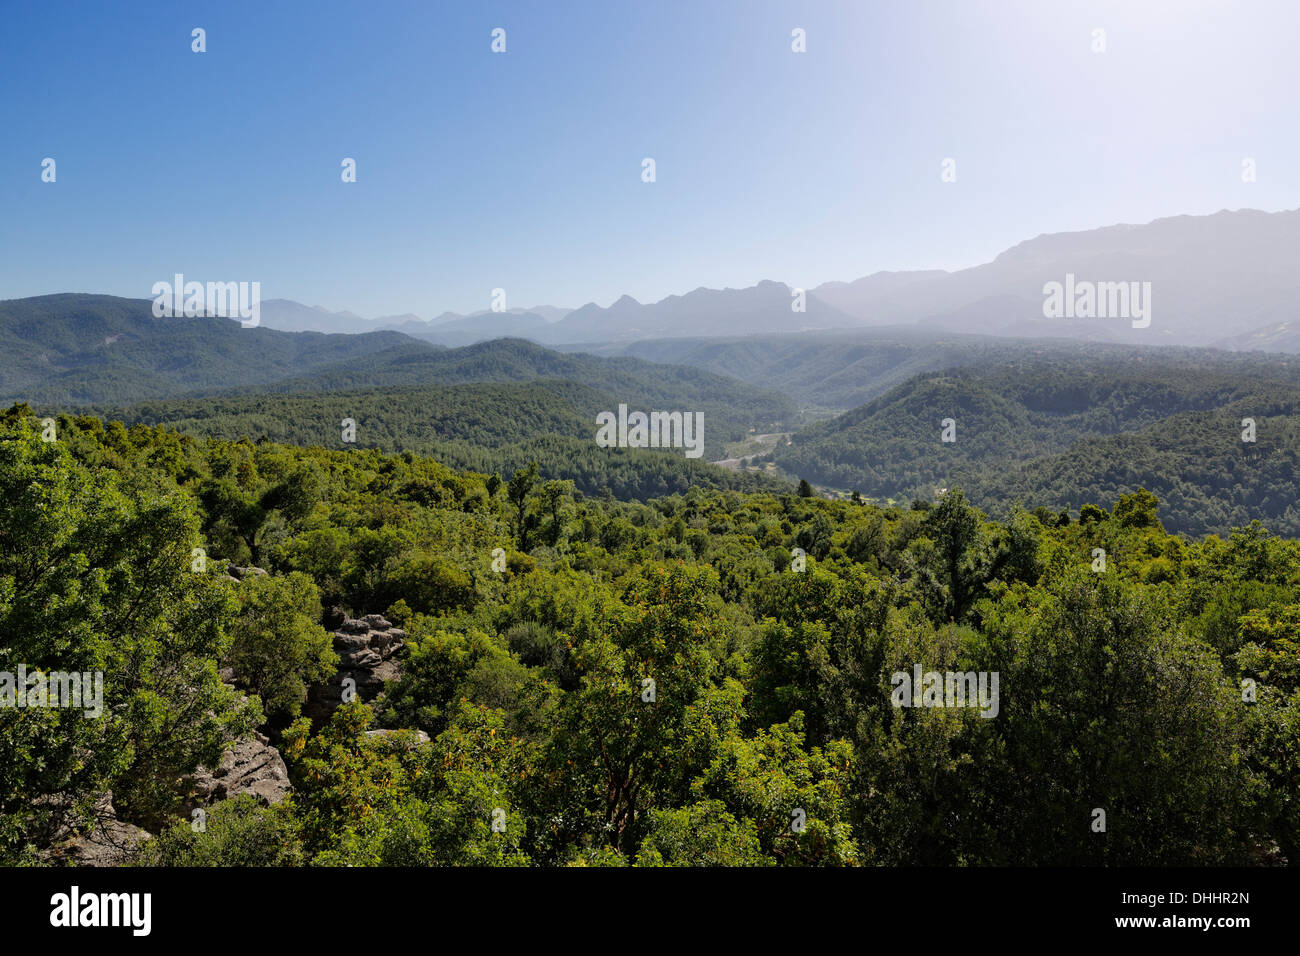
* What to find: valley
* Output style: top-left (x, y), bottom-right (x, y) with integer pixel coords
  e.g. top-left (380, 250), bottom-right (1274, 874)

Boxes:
top-left (711, 431), bottom-right (791, 472)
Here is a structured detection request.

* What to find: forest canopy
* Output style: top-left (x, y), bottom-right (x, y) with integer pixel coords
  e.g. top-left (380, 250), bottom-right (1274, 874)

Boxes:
top-left (3, 404), bottom-right (1297, 867)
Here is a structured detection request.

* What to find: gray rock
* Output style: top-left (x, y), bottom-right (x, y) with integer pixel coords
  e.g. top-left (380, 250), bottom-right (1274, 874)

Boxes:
top-left (185, 732), bottom-right (290, 810)
top-left (38, 793), bottom-right (151, 867)
top-left (369, 628), bottom-right (406, 654)
top-left (340, 649), bottom-right (382, 668)
top-left (304, 615), bottom-right (408, 725)
top-left (227, 565), bottom-right (268, 580)
top-left (333, 634), bottom-right (371, 653)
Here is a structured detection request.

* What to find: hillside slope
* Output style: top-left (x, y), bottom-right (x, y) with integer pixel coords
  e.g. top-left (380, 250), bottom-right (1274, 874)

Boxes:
top-left (68, 381), bottom-right (791, 501)
top-left (769, 358), bottom-right (1300, 536)
top-left (0, 294), bottom-right (419, 404)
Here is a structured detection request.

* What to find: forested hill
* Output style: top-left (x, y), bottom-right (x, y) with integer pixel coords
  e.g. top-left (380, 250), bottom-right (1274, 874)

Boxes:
top-left (0, 293), bottom-right (417, 404)
top-left (603, 329), bottom-right (1300, 412)
top-left (7, 294), bottom-right (800, 497)
top-left (264, 336), bottom-right (795, 434)
top-left (0, 295), bottom-right (795, 437)
top-left (769, 357), bottom-right (1300, 538)
top-left (4, 405), bottom-right (1298, 867)
top-left (64, 382), bottom-right (790, 501)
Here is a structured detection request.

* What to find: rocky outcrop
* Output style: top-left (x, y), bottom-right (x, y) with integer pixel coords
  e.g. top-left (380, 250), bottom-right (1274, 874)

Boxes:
top-left (305, 614), bottom-right (407, 724)
top-left (66, 797), bottom-right (152, 867)
top-left (185, 732), bottom-right (291, 811)
top-left (227, 564), bottom-right (268, 580)
top-left (38, 793), bottom-right (151, 867)
top-left (223, 564), bottom-right (269, 584)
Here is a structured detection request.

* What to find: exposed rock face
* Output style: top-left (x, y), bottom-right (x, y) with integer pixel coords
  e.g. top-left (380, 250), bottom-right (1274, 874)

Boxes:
top-left (182, 664), bottom-right (291, 817)
top-left (67, 799), bottom-right (152, 867)
top-left (185, 732), bottom-right (291, 811)
top-left (227, 565), bottom-right (269, 580)
top-left (305, 614), bottom-right (407, 724)
top-left (39, 793), bottom-right (151, 867)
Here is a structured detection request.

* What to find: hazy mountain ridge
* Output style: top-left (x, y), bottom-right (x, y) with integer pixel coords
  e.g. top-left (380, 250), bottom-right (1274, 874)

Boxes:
top-left (599, 329), bottom-right (1300, 412)
top-left (257, 299), bottom-right (575, 344)
top-left (248, 207), bottom-right (1300, 351)
top-left (2, 295), bottom-right (797, 461)
top-left (549, 280), bottom-right (860, 342)
top-left (810, 208), bottom-right (1300, 348)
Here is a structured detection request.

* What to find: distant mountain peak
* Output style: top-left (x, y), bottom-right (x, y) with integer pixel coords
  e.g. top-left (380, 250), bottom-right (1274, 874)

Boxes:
top-left (29, 206), bottom-right (1299, 353)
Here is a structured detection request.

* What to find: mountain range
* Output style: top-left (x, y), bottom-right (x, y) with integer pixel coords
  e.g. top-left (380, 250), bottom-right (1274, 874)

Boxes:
top-left (249, 207), bottom-right (1300, 351)
top-left (6, 283), bottom-right (1300, 534)
top-left (0, 294), bottom-right (794, 461)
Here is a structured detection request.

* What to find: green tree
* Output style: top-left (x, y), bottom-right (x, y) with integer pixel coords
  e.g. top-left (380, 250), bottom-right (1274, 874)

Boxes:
top-left (979, 571), bottom-right (1250, 864)
top-left (225, 571), bottom-right (338, 721)
top-left (636, 800), bottom-right (769, 866)
top-left (688, 713), bottom-right (859, 866)
top-left (508, 462), bottom-right (539, 551)
top-left (922, 488), bottom-right (985, 621)
top-left (0, 415), bottom-right (256, 854)
top-left (542, 564), bottom-right (734, 856)
top-left (136, 795), bottom-right (304, 866)
top-left (1112, 488), bottom-right (1162, 530)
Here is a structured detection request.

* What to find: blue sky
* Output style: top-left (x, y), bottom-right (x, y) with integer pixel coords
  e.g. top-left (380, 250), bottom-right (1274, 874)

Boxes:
top-left (2, 0), bottom-right (1298, 317)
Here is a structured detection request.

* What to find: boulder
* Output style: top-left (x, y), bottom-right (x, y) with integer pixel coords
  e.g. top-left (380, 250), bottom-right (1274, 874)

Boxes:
top-left (333, 633), bottom-right (371, 653)
top-left (305, 615), bottom-right (409, 724)
top-left (369, 628), bottom-right (406, 655)
top-left (340, 648), bottom-right (382, 668)
top-left (226, 565), bottom-right (268, 581)
top-left (66, 807), bottom-right (151, 867)
top-left (185, 732), bottom-right (291, 810)
top-left (38, 793), bottom-right (151, 867)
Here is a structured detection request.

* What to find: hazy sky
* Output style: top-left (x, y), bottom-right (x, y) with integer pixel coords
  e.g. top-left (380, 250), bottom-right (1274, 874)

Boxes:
top-left (2, 0), bottom-right (1297, 317)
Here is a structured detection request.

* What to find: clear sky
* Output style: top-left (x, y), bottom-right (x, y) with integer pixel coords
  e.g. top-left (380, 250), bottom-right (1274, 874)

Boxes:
top-left (2, 0), bottom-right (1297, 317)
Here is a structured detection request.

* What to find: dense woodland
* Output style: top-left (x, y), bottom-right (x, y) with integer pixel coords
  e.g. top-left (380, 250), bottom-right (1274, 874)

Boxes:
top-left (0, 297), bottom-right (794, 451)
top-left (612, 331), bottom-right (1300, 411)
top-left (83, 382), bottom-right (787, 501)
top-left (4, 404), bottom-right (1298, 866)
top-left (11, 297), bottom-right (1300, 539)
top-left (767, 359), bottom-right (1300, 537)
